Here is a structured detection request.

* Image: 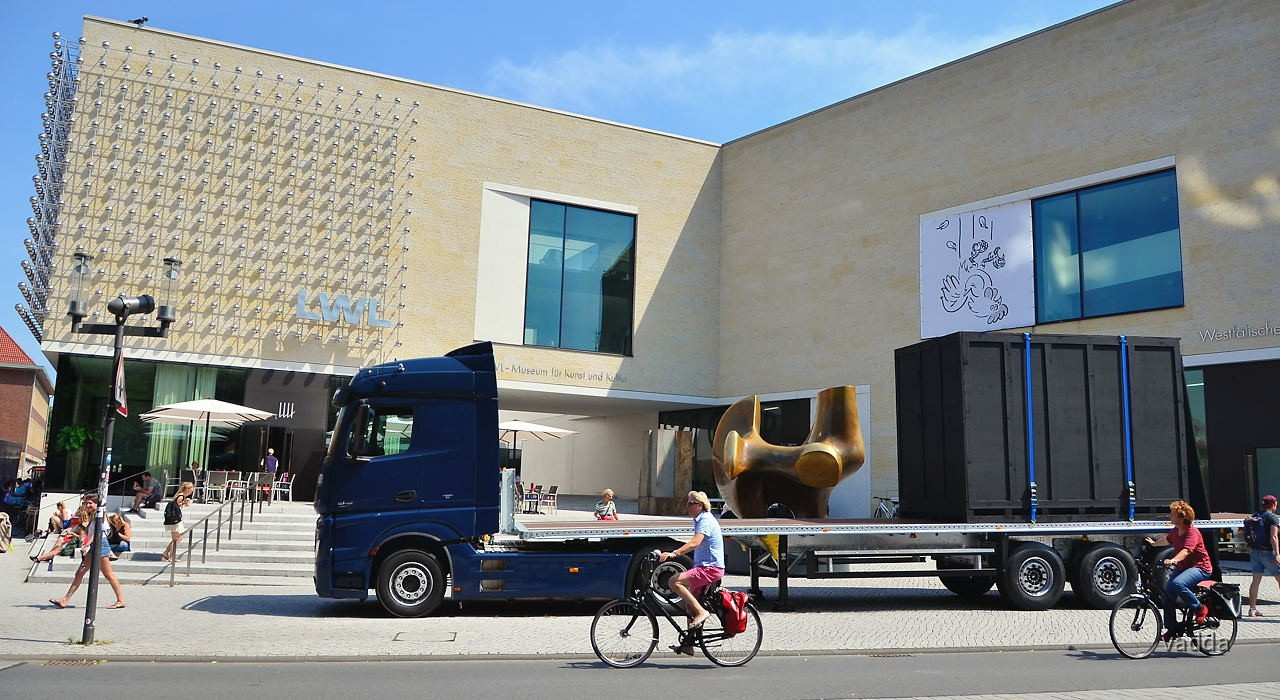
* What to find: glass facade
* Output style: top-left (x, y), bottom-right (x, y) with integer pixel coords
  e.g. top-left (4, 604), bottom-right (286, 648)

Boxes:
top-left (524, 199), bottom-right (635, 355)
top-left (1034, 169), bottom-right (1183, 323)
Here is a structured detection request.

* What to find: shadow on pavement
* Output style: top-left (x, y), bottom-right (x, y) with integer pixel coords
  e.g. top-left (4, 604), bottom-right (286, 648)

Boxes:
top-left (180, 594), bottom-right (607, 619)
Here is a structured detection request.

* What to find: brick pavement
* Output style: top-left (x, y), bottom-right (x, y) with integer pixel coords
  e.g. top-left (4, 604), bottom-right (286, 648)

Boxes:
top-left (3, 503), bottom-right (1280, 666)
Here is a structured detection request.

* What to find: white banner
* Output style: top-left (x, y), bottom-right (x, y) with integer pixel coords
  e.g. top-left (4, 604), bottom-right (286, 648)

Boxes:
top-left (920, 200), bottom-right (1035, 338)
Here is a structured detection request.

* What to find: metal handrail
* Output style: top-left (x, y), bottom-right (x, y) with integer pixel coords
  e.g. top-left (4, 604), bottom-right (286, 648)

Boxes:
top-left (168, 487), bottom-right (268, 586)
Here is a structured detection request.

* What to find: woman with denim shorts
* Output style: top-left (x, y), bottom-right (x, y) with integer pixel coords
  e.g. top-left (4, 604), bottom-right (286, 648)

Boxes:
top-left (1247, 494), bottom-right (1280, 617)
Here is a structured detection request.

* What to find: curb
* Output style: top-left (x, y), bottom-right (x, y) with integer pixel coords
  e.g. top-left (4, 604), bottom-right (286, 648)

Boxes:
top-left (2, 639), bottom-right (1275, 664)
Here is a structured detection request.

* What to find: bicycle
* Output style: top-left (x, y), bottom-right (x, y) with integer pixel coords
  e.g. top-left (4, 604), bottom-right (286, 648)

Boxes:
top-left (590, 550), bottom-right (763, 668)
top-left (1108, 546), bottom-right (1238, 659)
top-left (872, 496), bottom-right (899, 518)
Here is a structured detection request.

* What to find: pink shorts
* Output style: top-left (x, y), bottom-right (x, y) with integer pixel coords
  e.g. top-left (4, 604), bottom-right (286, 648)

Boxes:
top-left (684, 565), bottom-right (724, 597)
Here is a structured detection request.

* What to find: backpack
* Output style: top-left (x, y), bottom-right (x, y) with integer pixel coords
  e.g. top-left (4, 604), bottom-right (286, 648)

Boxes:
top-left (164, 498), bottom-right (183, 525)
top-left (1244, 512), bottom-right (1272, 549)
top-left (718, 589), bottom-right (749, 636)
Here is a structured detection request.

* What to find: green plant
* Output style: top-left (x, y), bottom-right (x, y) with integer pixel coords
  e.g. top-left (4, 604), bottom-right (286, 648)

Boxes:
top-left (55, 424), bottom-right (102, 452)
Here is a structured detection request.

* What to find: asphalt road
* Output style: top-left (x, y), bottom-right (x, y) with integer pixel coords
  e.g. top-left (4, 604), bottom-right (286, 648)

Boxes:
top-left (4, 645), bottom-right (1280, 699)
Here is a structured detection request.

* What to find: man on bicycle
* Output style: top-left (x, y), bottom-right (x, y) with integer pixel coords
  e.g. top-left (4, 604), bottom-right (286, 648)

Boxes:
top-left (661, 490), bottom-right (724, 654)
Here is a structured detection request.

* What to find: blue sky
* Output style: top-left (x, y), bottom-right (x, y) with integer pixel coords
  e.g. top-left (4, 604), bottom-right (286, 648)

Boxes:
top-left (2, 0), bottom-right (1116, 375)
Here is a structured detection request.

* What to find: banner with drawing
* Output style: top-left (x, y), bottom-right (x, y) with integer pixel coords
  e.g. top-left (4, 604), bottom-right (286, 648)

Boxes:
top-left (919, 200), bottom-right (1034, 339)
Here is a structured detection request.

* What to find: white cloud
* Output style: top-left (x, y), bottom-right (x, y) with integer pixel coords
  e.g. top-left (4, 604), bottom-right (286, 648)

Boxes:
top-left (484, 19), bottom-right (1044, 141)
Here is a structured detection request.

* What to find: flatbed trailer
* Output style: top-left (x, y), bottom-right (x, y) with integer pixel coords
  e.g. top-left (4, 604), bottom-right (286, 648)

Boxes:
top-left (512, 514), bottom-right (1246, 611)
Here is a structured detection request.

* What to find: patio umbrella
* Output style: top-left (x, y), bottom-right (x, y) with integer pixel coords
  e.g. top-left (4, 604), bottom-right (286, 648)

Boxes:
top-left (498, 420), bottom-right (576, 444)
top-left (140, 399), bottom-right (275, 483)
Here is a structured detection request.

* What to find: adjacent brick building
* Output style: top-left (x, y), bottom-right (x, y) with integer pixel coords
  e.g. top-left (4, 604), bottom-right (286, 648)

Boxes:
top-left (0, 327), bottom-right (52, 482)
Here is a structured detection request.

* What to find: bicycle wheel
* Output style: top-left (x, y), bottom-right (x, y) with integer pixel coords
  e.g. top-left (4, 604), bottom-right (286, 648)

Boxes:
top-left (1109, 596), bottom-right (1161, 659)
top-left (1193, 614), bottom-right (1238, 656)
top-left (699, 603), bottom-right (763, 667)
top-left (590, 599), bottom-right (658, 668)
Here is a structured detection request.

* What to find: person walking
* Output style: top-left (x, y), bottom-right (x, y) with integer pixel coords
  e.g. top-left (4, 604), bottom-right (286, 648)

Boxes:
top-left (48, 495), bottom-right (126, 610)
top-left (1247, 494), bottom-right (1280, 617)
top-left (261, 448), bottom-right (279, 502)
top-left (162, 482), bottom-right (195, 563)
top-left (661, 490), bottom-right (724, 655)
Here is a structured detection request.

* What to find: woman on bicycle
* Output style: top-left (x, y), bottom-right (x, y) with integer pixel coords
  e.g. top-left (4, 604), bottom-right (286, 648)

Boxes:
top-left (1145, 500), bottom-right (1212, 639)
top-left (661, 490), bottom-right (724, 652)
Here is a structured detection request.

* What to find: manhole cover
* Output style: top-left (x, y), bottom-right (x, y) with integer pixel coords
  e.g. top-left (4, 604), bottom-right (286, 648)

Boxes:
top-left (392, 631), bottom-right (457, 643)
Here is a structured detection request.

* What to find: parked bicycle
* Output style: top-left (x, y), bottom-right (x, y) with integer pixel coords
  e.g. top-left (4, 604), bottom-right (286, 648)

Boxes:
top-left (590, 550), bottom-right (763, 667)
top-left (1108, 545), bottom-right (1239, 659)
top-left (872, 496), bottom-right (899, 519)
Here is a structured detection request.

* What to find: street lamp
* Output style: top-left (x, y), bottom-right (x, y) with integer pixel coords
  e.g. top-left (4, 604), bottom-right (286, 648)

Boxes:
top-left (66, 252), bottom-right (180, 644)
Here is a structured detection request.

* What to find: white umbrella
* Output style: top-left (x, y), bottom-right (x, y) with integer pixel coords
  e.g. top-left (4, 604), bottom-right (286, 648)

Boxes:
top-left (140, 399), bottom-right (275, 481)
top-left (498, 420), bottom-right (576, 444)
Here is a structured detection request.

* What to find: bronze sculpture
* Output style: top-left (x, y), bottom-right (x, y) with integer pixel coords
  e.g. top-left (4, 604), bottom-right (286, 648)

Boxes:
top-left (711, 386), bottom-right (865, 518)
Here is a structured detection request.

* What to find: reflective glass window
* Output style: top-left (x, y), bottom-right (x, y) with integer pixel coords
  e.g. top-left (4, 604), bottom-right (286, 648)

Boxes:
top-left (1033, 169), bottom-right (1182, 322)
top-left (524, 200), bottom-right (635, 355)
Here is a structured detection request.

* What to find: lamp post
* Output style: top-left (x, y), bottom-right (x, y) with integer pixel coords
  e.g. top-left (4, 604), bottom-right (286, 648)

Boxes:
top-left (66, 252), bottom-right (181, 644)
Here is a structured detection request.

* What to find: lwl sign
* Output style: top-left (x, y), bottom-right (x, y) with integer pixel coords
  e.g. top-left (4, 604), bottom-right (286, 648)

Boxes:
top-left (295, 289), bottom-right (394, 327)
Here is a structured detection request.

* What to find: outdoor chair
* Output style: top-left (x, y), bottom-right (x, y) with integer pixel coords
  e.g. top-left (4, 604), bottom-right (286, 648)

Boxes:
top-left (522, 484), bottom-right (541, 514)
top-left (253, 472), bottom-right (274, 502)
top-left (539, 485), bottom-right (559, 515)
top-left (225, 476), bottom-right (248, 501)
top-left (271, 473), bottom-right (294, 502)
top-left (514, 481), bottom-right (524, 514)
top-left (204, 470), bottom-right (230, 502)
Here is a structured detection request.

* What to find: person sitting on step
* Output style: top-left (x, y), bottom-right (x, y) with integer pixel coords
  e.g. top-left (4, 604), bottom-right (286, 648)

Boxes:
top-left (126, 471), bottom-right (162, 514)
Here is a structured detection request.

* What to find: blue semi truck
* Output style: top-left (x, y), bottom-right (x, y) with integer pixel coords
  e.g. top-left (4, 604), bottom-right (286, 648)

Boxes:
top-left (314, 341), bottom-right (1243, 617)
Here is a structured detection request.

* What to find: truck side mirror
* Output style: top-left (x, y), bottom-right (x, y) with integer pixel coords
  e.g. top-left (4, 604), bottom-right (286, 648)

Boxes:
top-left (347, 403), bottom-right (369, 460)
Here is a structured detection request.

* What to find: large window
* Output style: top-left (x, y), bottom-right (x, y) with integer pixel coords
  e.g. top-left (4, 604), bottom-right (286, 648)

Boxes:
top-left (524, 199), bottom-right (635, 355)
top-left (1033, 169), bottom-right (1183, 323)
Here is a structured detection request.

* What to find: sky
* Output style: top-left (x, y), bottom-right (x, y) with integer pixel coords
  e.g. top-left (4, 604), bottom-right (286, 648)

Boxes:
top-left (1, 0), bottom-right (1118, 378)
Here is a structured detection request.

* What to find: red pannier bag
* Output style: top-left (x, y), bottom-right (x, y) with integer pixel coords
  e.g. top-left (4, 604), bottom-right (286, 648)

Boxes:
top-left (718, 589), bottom-right (749, 636)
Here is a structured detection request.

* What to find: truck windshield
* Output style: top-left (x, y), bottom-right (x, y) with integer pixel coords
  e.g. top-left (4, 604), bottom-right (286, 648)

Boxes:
top-left (326, 406), bottom-right (347, 457)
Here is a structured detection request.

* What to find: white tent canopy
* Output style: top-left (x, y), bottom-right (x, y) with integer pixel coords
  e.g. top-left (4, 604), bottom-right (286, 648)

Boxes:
top-left (139, 399), bottom-right (275, 426)
top-left (140, 399), bottom-right (275, 479)
top-left (498, 420), bottom-right (576, 444)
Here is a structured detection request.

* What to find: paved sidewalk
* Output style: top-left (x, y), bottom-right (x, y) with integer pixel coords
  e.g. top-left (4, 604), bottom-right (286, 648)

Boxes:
top-left (3, 503), bottom-right (1280, 662)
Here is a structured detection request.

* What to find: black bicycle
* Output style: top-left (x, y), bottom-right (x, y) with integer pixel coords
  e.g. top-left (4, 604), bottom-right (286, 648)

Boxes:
top-left (1108, 547), bottom-right (1238, 659)
top-left (590, 550), bottom-right (763, 667)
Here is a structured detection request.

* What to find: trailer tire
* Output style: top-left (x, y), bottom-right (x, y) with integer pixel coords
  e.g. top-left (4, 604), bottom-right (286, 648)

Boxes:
top-left (1074, 543), bottom-right (1137, 609)
top-left (998, 543), bottom-right (1065, 610)
top-left (377, 549), bottom-right (445, 618)
top-left (940, 574), bottom-right (997, 598)
top-left (1149, 546), bottom-right (1176, 593)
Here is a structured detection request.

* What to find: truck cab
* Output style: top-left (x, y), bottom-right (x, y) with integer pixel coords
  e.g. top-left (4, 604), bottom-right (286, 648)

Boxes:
top-left (313, 343), bottom-right (500, 614)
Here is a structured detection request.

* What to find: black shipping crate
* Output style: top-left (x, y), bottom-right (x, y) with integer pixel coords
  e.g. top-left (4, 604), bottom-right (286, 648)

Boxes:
top-left (895, 332), bottom-right (1189, 522)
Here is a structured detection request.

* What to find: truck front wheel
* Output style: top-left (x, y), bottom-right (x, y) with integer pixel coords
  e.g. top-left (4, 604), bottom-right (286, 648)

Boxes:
top-left (377, 550), bottom-right (445, 617)
top-left (998, 543), bottom-right (1065, 610)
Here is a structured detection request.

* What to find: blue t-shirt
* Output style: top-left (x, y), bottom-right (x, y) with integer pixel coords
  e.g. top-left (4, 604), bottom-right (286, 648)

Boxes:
top-left (692, 510), bottom-right (724, 568)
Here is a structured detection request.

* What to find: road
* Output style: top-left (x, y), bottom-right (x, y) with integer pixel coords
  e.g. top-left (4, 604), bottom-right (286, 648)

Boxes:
top-left (4, 645), bottom-right (1280, 699)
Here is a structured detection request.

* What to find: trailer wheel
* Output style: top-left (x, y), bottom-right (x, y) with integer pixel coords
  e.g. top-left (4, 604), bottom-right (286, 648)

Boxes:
top-left (1149, 546), bottom-right (1175, 593)
top-left (940, 574), bottom-right (997, 598)
top-left (1074, 543), bottom-right (1137, 609)
top-left (377, 550), bottom-right (445, 618)
top-left (936, 560), bottom-right (996, 598)
top-left (998, 543), bottom-right (1065, 610)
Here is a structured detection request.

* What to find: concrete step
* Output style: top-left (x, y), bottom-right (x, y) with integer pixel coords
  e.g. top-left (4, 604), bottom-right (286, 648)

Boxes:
top-left (29, 569), bottom-right (308, 587)
top-left (116, 538), bottom-right (314, 553)
top-left (28, 558), bottom-right (314, 581)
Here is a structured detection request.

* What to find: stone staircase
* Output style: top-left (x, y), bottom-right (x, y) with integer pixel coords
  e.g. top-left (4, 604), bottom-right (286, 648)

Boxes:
top-left (25, 500), bottom-right (316, 587)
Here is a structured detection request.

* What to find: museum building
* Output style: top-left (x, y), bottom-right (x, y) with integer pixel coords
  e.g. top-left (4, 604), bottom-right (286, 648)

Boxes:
top-left (17, 0), bottom-right (1279, 513)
